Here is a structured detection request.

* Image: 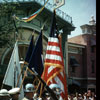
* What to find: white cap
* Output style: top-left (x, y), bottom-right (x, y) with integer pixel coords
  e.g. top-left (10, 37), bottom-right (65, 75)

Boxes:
top-left (8, 87), bottom-right (20, 95)
top-left (49, 84), bottom-right (62, 95)
top-left (25, 83), bottom-right (35, 92)
top-left (49, 84), bottom-right (60, 89)
top-left (38, 97), bottom-right (42, 100)
top-left (0, 89), bottom-right (10, 97)
top-left (45, 92), bottom-right (50, 96)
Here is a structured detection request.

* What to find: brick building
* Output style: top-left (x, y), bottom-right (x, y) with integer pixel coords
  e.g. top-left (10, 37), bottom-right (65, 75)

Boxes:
top-left (68, 16), bottom-right (96, 93)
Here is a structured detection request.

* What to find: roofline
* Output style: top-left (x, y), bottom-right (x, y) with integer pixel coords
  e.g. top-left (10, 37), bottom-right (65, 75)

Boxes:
top-left (68, 42), bottom-right (86, 48)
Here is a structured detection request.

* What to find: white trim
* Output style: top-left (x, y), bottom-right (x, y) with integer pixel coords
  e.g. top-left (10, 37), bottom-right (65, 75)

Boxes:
top-left (68, 51), bottom-right (79, 54)
top-left (54, 0), bottom-right (65, 9)
top-left (87, 77), bottom-right (96, 80)
top-left (68, 43), bottom-right (85, 48)
top-left (70, 77), bottom-right (96, 80)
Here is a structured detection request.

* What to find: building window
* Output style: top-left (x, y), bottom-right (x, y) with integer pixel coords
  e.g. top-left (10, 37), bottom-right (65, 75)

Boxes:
top-left (91, 46), bottom-right (95, 53)
top-left (91, 60), bottom-right (95, 73)
top-left (82, 29), bottom-right (85, 33)
top-left (87, 29), bottom-right (90, 33)
top-left (70, 56), bottom-right (80, 73)
top-left (70, 56), bottom-right (80, 67)
top-left (72, 67), bottom-right (75, 73)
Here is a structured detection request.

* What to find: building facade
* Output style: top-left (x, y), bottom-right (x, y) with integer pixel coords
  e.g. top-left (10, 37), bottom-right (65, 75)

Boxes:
top-left (0, 0), bottom-right (75, 89)
top-left (68, 16), bottom-right (96, 93)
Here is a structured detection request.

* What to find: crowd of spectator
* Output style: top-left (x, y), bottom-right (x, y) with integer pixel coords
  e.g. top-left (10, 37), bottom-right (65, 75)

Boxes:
top-left (68, 90), bottom-right (96, 100)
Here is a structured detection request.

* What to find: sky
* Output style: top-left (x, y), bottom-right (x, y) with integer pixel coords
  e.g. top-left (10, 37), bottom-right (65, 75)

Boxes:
top-left (58, 0), bottom-right (96, 38)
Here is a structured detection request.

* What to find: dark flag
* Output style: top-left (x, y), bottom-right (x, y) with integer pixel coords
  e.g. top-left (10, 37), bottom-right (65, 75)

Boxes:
top-left (49, 10), bottom-right (58, 38)
top-left (25, 35), bottom-right (34, 63)
top-left (28, 31), bottom-right (44, 76)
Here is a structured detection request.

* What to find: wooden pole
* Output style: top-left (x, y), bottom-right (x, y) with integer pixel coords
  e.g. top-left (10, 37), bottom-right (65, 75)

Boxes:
top-left (16, 62), bottom-right (27, 87)
top-left (19, 67), bottom-right (28, 91)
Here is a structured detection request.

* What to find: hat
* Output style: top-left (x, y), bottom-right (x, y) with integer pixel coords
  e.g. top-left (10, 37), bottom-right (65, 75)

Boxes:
top-left (43, 91), bottom-right (50, 96)
top-left (24, 83), bottom-right (35, 92)
top-left (45, 92), bottom-right (50, 96)
top-left (49, 84), bottom-right (62, 95)
top-left (49, 84), bottom-right (60, 89)
top-left (38, 97), bottom-right (42, 100)
top-left (8, 87), bottom-right (20, 95)
top-left (0, 89), bottom-right (10, 97)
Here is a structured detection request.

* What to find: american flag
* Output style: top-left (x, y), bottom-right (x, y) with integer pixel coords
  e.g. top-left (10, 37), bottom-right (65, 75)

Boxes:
top-left (42, 10), bottom-right (68, 100)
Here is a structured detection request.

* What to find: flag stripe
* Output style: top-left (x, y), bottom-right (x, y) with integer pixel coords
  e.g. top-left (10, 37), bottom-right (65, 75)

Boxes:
top-left (47, 45), bottom-right (60, 52)
top-left (45, 54), bottom-right (62, 61)
top-left (47, 69), bottom-right (62, 85)
top-left (45, 59), bottom-right (62, 65)
top-left (54, 74), bottom-right (65, 92)
top-left (48, 42), bottom-right (59, 47)
top-left (46, 50), bottom-right (61, 56)
top-left (48, 37), bottom-right (59, 43)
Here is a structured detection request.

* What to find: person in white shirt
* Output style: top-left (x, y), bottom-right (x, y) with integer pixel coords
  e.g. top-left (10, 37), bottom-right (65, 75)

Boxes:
top-left (0, 89), bottom-right (11, 100)
top-left (8, 87), bottom-right (20, 100)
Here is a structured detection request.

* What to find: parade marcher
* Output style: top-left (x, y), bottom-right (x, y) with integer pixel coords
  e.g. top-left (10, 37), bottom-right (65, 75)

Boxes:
top-left (22, 83), bottom-right (35, 100)
top-left (0, 89), bottom-right (11, 100)
top-left (33, 93), bottom-right (39, 100)
top-left (49, 84), bottom-right (62, 100)
top-left (8, 87), bottom-right (20, 100)
top-left (42, 91), bottom-right (51, 100)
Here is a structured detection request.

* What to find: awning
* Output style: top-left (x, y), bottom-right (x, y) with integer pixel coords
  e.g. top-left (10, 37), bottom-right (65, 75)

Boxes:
top-left (91, 38), bottom-right (96, 46)
top-left (70, 57), bottom-right (80, 67)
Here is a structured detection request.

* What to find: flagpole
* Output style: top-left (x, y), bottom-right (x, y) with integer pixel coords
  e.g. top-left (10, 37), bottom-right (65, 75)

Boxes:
top-left (19, 67), bottom-right (28, 91)
top-left (16, 62), bottom-right (27, 87)
top-left (27, 68), bottom-right (59, 100)
top-left (35, 80), bottom-right (41, 93)
top-left (39, 82), bottom-right (43, 98)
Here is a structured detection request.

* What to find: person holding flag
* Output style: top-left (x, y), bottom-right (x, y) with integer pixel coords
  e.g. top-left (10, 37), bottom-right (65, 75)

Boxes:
top-left (42, 10), bottom-right (68, 100)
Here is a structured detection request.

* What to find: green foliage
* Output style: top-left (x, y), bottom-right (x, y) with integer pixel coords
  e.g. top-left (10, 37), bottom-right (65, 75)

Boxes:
top-left (0, 0), bottom-right (20, 48)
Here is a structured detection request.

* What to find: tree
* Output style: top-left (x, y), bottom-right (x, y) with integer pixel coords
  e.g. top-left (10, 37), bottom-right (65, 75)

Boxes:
top-left (0, 0), bottom-right (19, 48)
